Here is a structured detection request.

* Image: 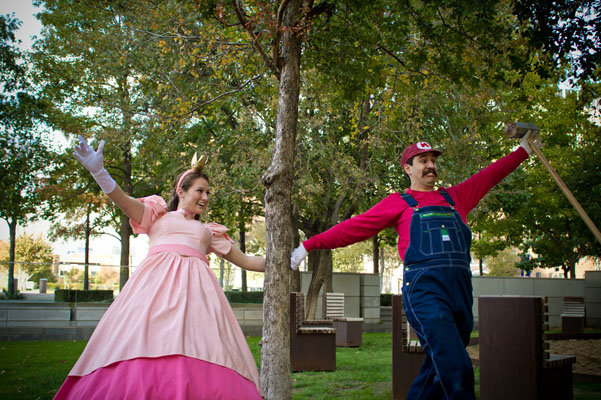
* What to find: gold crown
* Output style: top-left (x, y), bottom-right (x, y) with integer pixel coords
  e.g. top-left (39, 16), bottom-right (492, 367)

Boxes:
top-left (191, 152), bottom-right (208, 171)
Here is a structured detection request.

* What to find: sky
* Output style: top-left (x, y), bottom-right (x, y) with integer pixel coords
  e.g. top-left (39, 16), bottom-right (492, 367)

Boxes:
top-left (0, 0), bottom-right (42, 50)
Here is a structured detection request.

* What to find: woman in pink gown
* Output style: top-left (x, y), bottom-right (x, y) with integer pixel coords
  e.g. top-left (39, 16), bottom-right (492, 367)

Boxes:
top-left (54, 137), bottom-right (264, 399)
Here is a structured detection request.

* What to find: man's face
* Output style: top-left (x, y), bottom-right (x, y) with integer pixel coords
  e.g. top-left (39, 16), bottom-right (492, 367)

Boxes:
top-left (403, 152), bottom-right (438, 190)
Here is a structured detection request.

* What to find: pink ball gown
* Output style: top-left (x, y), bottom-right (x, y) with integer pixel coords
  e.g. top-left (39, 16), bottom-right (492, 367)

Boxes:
top-left (54, 195), bottom-right (262, 399)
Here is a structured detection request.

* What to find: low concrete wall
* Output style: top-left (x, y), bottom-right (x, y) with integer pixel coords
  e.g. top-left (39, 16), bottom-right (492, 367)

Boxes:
top-left (300, 272), bottom-right (360, 318)
top-left (231, 303), bottom-right (263, 336)
top-left (360, 274), bottom-right (381, 324)
top-left (299, 272), bottom-right (381, 323)
top-left (585, 271), bottom-right (601, 328)
top-left (73, 303), bottom-right (111, 327)
top-left (0, 302), bottom-right (105, 341)
top-left (1, 303), bottom-right (72, 328)
top-left (3, 272), bottom-right (598, 341)
top-left (384, 272), bottom-right (600, 330)
top-left (471, 274), bottom-right (600, 329)
top-left (0, 301), bottom-right (262, 341)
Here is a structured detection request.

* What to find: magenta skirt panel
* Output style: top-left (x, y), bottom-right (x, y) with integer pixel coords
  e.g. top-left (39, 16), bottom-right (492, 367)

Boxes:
top-left (54, 354), bottom-right (261, 400)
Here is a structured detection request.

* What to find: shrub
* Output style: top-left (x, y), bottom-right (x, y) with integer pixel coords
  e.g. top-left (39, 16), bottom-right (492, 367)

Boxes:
top-left (224, 291), bottom-right (263, 304)
top-left (1, 289), bottom-right (24, 300)
top-left (54, 289), bottom-right (114, 303)
top-left (380, 293), bottom-right (392, 307)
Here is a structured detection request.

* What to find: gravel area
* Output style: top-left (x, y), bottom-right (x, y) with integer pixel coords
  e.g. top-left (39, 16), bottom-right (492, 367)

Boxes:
top-left (466, 339), bottom-right (601, 376)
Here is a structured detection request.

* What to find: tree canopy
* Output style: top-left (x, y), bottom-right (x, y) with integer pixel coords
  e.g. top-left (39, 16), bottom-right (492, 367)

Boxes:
top-left (0, 13), bottom-right (55, 296)
top-left (0, 234), bottom-right (56, 284)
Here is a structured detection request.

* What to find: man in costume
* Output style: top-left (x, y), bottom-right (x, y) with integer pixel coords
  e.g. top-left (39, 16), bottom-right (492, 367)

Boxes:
top-left (290, 133), bottom-right (539, 399)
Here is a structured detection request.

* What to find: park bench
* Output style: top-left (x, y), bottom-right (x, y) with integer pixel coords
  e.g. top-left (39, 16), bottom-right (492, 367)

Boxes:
top-left (479, 296), bottom-right (576, 400)
top-left (561, 296), bottom-right (586, 334)
top-left (289, 292), bottom-right (336, 372)
top-left (322, 292), bottom-right (363, 347)
top-left (392, 295), bottom-right (425, 400)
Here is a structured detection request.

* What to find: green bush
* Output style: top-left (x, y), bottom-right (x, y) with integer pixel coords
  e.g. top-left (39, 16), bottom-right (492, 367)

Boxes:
top-left (224, 291), bottom-right (263, 304)
top-left (1, 289), bottom-right (24, 300)
top-left (380, 293), bottom-right (392, 307)
top-left (54, 289), bottom-right (114, 303)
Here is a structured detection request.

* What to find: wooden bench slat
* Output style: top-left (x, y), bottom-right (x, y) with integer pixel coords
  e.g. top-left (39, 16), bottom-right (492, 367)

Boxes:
top-left (298, 327), bottom-right (336, 335)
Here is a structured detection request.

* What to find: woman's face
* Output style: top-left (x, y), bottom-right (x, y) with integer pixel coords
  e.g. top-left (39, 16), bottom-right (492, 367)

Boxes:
top-left (178, 177), bottom-right (210, 215)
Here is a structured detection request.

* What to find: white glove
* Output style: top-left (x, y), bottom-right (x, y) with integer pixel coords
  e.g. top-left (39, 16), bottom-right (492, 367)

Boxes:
top-left (73, 135), bottom-right (116, 193)
top-left (520, 130), bottom-right (542, 155)
top-left (290, 243), bottom-right (308, 271)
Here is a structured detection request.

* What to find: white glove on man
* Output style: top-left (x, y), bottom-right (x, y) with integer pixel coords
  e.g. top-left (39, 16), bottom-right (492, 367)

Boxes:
top-left (290, 243), bottom-right (308, 271)
top-left (73, 135), bottom-right (116, 194)
top-left (520, 130), bottom-right (543, 155)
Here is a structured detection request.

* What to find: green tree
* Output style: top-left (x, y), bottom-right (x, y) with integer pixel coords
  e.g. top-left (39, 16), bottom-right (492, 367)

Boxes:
top-left (96, 0), bottom-right (274, 293)
top-left (514, 0), bottom-right (601, 81)
top-left (471, 70), bottom-right (601, 278)
top-left (289, 0), bottom-right (530, 319)
top-left (0, 234), bottom-right (56, 287)
top-left (332, 240), bottom-right (371, 273)
top-left (0, 14), bottom-right (54, 296)
top-left (486, 246), bottom-right (521, 277)
top-left (32, 0), bottom-right (165, 289)
top-left (41, 148), bottom-right (118, 290)
top-left (40, 150), bottom-right (114, 291)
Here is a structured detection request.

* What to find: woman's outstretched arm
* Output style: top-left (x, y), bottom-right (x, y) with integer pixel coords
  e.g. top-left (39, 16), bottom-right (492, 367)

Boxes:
top-left (223, 246), bottom-right (265, 272)
top-left (74, 135), bottom-right (145, 224)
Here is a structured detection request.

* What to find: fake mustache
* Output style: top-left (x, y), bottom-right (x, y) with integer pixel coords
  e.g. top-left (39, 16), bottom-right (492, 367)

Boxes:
top-left (422, 168), bottom-right (437, 177)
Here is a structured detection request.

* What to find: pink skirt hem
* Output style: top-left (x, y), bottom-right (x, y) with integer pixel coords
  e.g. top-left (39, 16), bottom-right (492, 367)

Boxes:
top-left (54, 354), bottom-right (261, 400)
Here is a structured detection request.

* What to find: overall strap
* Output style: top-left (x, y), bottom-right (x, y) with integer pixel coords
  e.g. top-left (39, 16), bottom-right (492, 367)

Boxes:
top-left (438, 189), bottom-right (456, 207)
top-left (400, 193), bottom-right (419, 208)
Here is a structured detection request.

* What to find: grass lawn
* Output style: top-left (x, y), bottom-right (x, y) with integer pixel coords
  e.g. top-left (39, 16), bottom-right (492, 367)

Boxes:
top-left (1, 333), bottom-right (600, 399)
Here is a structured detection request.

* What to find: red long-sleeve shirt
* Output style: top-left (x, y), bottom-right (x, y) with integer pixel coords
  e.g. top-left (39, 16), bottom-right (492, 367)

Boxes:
top-left (303, 147), bottom-right (529, 261)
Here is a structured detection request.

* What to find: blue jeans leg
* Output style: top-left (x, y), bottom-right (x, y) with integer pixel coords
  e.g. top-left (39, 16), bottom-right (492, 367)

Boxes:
top-left (403, 267), bottom-right (475, 400)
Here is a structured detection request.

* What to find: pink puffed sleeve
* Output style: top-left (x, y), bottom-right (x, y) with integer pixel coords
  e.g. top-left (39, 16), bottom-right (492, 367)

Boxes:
top-left (207, 222), bottom-right (236, 256)
top-left (129, 195), bottom-right (167, 234)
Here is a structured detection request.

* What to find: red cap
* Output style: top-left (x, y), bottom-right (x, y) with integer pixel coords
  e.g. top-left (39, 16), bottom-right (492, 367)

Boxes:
top-left (401, 142), bottom-right (441, 166)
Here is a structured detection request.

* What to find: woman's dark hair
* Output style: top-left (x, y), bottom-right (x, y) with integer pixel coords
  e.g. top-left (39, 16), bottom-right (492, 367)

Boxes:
top-left (167, 170), bottom-right (210, 219)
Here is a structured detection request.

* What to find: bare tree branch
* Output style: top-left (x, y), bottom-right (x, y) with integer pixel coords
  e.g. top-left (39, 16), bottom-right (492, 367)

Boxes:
top-left (231, 0), bottom-right (281, 78)
top-left (188, 73), bottom-right (263, 115)
top-left (277, 0), bottom-right (291, 27)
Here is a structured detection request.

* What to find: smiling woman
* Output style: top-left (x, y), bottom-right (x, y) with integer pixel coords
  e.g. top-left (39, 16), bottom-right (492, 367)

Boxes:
top-left (167, 169), bottom-right (211, 219)
top-left (53, 136), bottom-right (265, 399)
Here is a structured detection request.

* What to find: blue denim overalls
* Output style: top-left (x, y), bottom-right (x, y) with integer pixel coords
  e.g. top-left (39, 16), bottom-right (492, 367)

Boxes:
top-left (401, 190), bottom-right (475, 400)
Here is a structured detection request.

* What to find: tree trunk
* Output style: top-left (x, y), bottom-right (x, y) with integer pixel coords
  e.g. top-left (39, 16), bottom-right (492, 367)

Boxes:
top-left (219, 258), bottom-right (224, 288)
top-left (567, 253), bottom-right (578, 279)
top-left (119, 147), bottom-right (132, 290)
top-left (119, 215), bottom-right (131, 289)
top-left (325, 250), bottom-right (333, 293)
top-left (240, 207), bottom-right (247, 292)
top-left (7, 217), bottom-right (17, 296)
top-left (372, 236), bottom-right (379, 274)
top-left (117, 74), bottom-right (134, 291)
top-left (305, 249), bottom-right (331, 319)
top-left (84, 204), bottom-right (91, 291)
top-left (290, 220), bottom-right (301, 292)
top-left (260, 1), bottom-right (302, 397)
top-left (380, 246), bottom-right (385, 291)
